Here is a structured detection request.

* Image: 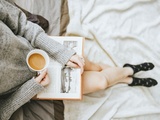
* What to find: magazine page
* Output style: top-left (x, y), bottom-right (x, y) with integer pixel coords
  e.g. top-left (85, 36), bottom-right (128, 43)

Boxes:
top-left (36, 36), bottom-right (84, 100)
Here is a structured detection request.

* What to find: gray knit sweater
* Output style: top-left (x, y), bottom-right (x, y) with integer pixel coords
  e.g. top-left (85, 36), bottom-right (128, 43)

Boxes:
top-left (0, 0), bottom-right (75, 120)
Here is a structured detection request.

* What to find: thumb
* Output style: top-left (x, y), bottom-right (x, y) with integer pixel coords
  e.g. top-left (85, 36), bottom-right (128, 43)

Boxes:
top-left (35, 69), bottom-right (47, 83)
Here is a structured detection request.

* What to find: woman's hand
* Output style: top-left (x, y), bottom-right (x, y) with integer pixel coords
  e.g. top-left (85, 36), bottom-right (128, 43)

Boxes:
top-left (66, 54), bottom-right (85, 74)
top-left (34, 69), bottom-right (50, 87)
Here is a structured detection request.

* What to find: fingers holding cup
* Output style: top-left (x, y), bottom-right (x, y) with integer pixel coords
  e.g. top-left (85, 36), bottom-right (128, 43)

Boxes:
top-left (34, 69), bottom-right (50, 87)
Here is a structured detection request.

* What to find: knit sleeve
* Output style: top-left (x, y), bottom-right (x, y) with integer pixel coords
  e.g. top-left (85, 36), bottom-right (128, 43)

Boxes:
top-left (0, 78), bottom-right (44, 120)
top-left (0, 0), bottom-right (75, 66)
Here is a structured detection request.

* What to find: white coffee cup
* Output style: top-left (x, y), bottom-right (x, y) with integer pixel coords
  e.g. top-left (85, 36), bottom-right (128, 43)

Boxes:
top-left (26, 49), bottom-right (50, 72)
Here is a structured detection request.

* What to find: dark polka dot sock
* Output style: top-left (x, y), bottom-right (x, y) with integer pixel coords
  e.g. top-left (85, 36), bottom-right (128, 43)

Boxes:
top-left (129, 77), bottom-right (158, 87)
top-left (123, 62), bottom-right (154, 74)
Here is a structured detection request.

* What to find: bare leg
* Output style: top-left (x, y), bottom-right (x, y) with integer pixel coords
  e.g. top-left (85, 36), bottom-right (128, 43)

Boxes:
top-left (84, 57), bottom-right (111, 71)
top-left (100, 67), bottom-right (133, 87)
top-left (82, 67), bottom-right (133, 94)
top-left (82, 59), bottom-right (157, 94)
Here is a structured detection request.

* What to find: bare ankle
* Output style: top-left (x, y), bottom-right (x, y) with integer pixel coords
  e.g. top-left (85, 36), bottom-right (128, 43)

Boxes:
top-left (124, 67), bottom-right (134, 76)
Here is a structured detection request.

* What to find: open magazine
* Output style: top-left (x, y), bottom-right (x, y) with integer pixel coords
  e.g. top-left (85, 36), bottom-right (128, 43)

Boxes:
top-left (36, 36), bottom-right (84, 100)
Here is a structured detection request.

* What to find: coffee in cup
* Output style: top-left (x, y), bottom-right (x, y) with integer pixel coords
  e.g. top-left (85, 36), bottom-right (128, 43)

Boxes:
top-left (26, 49), bottom-right (50, 72)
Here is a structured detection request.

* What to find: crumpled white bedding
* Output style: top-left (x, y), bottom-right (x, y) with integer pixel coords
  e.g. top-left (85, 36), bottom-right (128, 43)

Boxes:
top-left (64, 0), bottom-right (160, 119)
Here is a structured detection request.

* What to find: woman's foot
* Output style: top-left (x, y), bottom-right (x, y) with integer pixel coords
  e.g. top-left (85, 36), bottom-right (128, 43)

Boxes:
top-left (123, 62), bottom-right (154, 74)
top-left (129, 77), bottom-right (158, 87)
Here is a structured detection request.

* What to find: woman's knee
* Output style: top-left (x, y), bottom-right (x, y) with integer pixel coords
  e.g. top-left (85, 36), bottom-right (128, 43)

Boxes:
top-left (97, 73), bottom-right (108, 90)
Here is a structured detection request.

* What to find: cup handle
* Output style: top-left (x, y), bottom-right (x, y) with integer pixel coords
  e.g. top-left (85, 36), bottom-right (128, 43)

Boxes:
top-left (37, 71), bottom-right (42, 76)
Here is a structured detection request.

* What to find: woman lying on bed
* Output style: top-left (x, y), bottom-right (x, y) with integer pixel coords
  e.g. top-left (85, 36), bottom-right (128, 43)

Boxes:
top-left (0, 0), bottom-right (158, 120)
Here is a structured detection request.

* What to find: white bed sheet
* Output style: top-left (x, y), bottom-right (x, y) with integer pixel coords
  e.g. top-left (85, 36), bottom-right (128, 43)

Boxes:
top-left (64, 0), bottom-right (160, 120)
